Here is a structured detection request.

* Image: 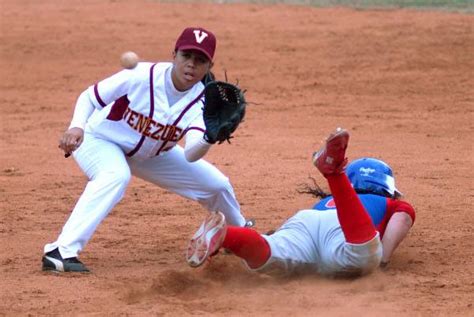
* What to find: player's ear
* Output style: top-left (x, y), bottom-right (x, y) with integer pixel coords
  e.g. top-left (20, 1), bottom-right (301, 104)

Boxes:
top-left (172, 50), bottom-right (177, 59)
top-left (209, 61), bottom-right (214, 70)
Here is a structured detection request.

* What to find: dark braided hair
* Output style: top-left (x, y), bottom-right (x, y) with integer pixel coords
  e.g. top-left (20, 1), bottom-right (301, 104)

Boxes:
top-left (298, 176), bottom-right (402, 200)
top-left (297, 176), bottom-right (330, 200)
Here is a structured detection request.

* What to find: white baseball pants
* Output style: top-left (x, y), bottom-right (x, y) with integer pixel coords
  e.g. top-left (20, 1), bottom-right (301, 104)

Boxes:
top-left (255, 209), bottom-right (382, 276)
top-left (44, 133), bottom-right (245, 258)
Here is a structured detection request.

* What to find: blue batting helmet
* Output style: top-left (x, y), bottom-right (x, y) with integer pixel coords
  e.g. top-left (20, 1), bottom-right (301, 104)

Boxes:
top-left (346, 158), bottom-right (402, 198)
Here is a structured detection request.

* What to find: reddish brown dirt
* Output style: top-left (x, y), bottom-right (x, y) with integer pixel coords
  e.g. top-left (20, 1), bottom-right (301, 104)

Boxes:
top-left (1, 0), bottom-right (473, 316)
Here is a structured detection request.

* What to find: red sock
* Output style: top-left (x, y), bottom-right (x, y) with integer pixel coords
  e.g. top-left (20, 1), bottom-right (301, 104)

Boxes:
top-left (222, 226), bottom-right (271, 269)
top-left (326, 173), bottom-right (377, 244)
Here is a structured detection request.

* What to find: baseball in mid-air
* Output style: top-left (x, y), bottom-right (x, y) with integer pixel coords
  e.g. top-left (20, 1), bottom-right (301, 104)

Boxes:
top-left (120, 51), bottom-right (139, 69)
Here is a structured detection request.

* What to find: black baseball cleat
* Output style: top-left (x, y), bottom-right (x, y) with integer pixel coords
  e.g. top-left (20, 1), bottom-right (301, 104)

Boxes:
top-left (42, 248), bottom-right (90, 273)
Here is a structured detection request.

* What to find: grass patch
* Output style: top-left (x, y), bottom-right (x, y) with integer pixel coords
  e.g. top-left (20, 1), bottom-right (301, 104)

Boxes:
top-left (157, 0), bottom-right (474, 13)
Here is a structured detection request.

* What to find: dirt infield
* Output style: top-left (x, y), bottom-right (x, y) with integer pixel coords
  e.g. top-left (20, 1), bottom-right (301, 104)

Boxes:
top-left (1, 0), bottom-right (473, 316)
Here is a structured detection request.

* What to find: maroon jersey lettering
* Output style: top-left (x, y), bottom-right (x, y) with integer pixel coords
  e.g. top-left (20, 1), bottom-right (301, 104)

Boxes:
top-left (150, 123), bottom-right (165, 140)
top-left (135, 115), bottom-right (152, 135)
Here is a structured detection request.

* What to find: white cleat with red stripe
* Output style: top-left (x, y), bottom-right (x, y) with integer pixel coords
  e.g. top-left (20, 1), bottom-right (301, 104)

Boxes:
top-left (187, 211), bottom-right (227, 267)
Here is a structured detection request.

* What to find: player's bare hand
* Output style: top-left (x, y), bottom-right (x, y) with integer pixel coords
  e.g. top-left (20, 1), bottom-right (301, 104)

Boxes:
top-left (59, 127), bottom-right (84, 157)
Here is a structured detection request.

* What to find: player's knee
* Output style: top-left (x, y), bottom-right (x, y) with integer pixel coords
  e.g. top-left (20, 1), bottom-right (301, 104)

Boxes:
top-left (208, 175), bottom-right (233, 194)
top-left (357, 251), bottom-right (382, 273)
top-left (113, 169), bottom-right (132, 186)
top-left (346, 236), bottom-right (383, 273)
top-left (100, 168), bottom-right (131, 188)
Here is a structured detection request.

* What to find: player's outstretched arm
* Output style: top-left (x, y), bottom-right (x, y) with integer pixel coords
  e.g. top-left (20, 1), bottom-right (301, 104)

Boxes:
top-left (381, 212), bottom-right (413, 267)
top-left (184, 129), bottom-right (212, 162)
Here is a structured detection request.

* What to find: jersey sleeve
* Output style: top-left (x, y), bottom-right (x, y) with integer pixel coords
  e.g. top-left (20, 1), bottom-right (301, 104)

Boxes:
top-left (187, 108), bottom-right (206, 133)
top-left (388, 200), bottom-right (416, 225)
top-left (86, 63), bottom-right (150, 109)
top-left (68, 90), bottom-right (96, 130)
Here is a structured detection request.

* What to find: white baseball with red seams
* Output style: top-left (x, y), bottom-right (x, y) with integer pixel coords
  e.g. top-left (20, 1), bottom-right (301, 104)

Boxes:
top-left (120, 51), bottom-right (139, 69)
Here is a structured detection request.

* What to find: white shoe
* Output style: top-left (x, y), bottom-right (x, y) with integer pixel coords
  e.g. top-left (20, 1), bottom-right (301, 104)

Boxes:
top-left (187, 211), bottom-right (227, 268)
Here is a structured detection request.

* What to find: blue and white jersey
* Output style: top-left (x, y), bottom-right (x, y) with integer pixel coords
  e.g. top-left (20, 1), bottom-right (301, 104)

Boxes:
top-left (313, 194), bottom-right (415, 237)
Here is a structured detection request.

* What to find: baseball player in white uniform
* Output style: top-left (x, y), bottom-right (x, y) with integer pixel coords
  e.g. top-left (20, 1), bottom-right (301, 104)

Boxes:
top-left (42, 27), bottom-right (251, 273)
top-left (187, 128), bottom-right (415, 277)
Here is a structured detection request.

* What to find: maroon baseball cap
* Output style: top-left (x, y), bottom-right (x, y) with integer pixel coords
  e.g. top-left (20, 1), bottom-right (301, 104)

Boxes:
top-left (174, 27), bottom-right (216, 61)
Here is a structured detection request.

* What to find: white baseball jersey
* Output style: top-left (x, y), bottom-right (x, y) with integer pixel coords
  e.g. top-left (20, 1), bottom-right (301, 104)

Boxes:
top-left (44, 62), bottom-right (247, 259)
top-left (86, 62), bottom-right (206, 160)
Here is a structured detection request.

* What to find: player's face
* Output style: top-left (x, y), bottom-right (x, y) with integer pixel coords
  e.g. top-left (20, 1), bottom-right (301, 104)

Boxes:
top-left (172, 50), bottom-right (212, 91)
